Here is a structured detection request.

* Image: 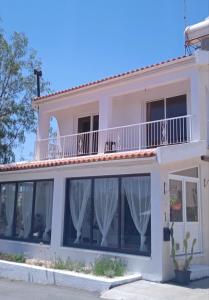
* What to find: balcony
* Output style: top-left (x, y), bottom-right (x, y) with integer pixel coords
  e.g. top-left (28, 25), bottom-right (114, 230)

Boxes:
top-left (34, 115), bottom-right (192, 161)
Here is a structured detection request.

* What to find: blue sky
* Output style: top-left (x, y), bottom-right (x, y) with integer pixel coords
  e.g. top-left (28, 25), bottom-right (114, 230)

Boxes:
top-left (1, 0), bottom-right (209, 160)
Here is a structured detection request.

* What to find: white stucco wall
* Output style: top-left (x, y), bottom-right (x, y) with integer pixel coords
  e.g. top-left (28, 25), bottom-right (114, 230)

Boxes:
top-left (112, 80), bottom-right (190, 127)
top-left (35, 56), bottom-right (198, 143)
top-left (0, 158), bottom-right (167, 282)
top-left (0, 148), bottom-right (208, 281)
top-left (52, 102), bottom-right (99, 137)
top-left (161, 158), bottom-right (209, 281)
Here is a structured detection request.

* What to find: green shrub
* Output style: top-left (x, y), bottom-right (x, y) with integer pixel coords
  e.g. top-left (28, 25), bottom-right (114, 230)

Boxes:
top-left (52, 257), bottom-right (89, 273)
top-left (0, 252), bottom-right (25, 263)
top-left (12, 254), bottom-right (26, 263)
top-left (93, 256), bottom-right (126, 278)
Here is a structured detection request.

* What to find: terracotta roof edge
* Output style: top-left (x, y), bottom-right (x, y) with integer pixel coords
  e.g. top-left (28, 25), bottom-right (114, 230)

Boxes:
top-left (0, 150), bottom-right (157, 173)
top-left (34, 55), bottom-right (193, 102)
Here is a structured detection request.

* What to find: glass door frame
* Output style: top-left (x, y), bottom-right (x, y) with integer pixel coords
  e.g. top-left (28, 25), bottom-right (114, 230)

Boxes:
top-left (169, 174), bottom-right (202, 254)
top-left (77, 114), bottom-right (99, 155)
top-left (146, 95), bottom-right (187, 147)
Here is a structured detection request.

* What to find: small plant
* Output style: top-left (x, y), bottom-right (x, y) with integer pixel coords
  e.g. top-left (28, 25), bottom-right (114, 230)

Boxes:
top-left (170, 223), bottom-right (196, 271)
top-left (0, 252), bottom-right (26, 263)
top-left (92, 256), bottom-right (126, 278)
top-left (12, 254), bottom-right (26, 263)
top-left (52, 257), bottom-right (69, 270)
top-left (170, 223), bottom-right (196, 285)
top-left (51, 257), bottom-right (91, 274)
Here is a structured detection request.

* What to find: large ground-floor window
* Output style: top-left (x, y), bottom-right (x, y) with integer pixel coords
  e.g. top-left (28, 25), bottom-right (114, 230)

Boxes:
top-left (64, 174), bottom-right (151, 256)
top-left (0, 180), bottom-right (54, 244)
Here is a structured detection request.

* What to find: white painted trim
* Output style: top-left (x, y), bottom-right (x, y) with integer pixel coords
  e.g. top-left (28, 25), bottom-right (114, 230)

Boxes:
top-left (168, 173), bottom-right (203, 254)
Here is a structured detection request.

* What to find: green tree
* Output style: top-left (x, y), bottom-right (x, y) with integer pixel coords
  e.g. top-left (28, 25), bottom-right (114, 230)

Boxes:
top-left (0, 25), bottom-right (50, 163)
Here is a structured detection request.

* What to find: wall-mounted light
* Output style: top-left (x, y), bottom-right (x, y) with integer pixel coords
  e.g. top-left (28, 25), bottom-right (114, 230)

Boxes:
top-left (204, 179), bottom-right (209, 188)
top-left (164, 182), bottom-right (170, 195)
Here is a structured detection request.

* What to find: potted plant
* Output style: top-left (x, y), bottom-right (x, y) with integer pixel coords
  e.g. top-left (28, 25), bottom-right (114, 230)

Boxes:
top-left (170, 223), bottom-right (196, 285)
top-left (170, 195), bottom-right (182, 211)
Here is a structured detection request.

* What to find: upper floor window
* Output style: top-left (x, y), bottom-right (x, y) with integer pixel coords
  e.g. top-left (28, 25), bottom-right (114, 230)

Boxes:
top-left (146, 95), bottom-right (187, 122)
top-left (146, 95), bottom-right (188, 147)
top-left (0, 180), bottom-right (53, 244)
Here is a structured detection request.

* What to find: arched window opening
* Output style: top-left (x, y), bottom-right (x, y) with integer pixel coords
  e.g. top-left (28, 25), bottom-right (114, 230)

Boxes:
top-left (48, 116), bottom-right (61, 159)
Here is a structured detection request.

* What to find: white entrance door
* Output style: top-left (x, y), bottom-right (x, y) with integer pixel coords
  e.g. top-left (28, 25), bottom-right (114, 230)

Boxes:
top-left (169, 174), bottom-right (202, 254)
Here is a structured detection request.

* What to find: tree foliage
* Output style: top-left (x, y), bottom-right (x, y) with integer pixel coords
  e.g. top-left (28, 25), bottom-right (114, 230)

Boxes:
top-left (0, 25), bottom-right (49, 163)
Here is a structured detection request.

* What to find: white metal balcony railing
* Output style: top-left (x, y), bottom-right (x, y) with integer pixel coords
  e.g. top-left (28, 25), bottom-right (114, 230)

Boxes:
top-left (35, 115), bottom-right (192, 161)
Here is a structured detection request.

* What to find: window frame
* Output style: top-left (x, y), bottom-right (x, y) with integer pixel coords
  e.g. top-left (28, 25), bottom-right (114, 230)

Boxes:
top-left (146, 94), bottom-right (187, 121)
top-left (0, 179), bottom-right (54, 245)
top-left (63, 173), bottom-right (151, 257)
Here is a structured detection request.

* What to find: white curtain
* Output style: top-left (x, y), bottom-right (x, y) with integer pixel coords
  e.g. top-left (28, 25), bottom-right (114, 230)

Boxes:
top-left (70, 179), bottom-right (91, 243)
top-left (20, 183), bottom-right (33, 239)
top-left (4, 184), bottom-right (15, 237)
top-left (122, 176), bottom-right (151, 251)
top-left (42, 181), bottom-right (53, 242)
top-left (94, 178), bottom-right (118, 247)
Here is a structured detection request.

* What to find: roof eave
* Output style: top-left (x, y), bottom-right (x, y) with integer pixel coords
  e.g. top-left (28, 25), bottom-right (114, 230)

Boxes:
top-left (33, 55), bottom-right (194, 105)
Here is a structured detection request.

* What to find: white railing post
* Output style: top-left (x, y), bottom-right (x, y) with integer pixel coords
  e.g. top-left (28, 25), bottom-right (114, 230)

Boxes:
top-left (62, 136), bottom-right (65, 158)
top-left (189, 115), bottom-right (192, 142)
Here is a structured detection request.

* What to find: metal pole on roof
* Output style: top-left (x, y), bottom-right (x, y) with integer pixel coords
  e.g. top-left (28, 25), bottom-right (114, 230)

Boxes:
top-left (34, 69), bottom-right (42, 97)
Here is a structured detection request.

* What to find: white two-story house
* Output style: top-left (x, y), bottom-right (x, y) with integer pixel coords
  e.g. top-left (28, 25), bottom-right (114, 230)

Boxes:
top-left (0, 18), bottom-right (209, 282)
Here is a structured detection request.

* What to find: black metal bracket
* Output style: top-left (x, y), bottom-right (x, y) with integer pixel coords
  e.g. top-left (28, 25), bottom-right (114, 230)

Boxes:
top-left (163, 227), bottom-right (171, 241)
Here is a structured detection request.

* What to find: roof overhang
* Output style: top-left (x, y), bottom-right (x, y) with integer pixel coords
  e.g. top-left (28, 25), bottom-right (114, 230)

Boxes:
top-left (33, 55), bottom-right (194, 107)
top-left (0, 150), bottom-right (156, 173)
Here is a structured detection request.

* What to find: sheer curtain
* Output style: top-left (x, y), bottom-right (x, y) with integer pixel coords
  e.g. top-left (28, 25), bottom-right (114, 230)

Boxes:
top-left (20, 183), bottom-right (33, 239)
top-left (70, 179), bottom-right (91, 243)
top-left (122, 176), bottom-right (151, 251)
top-left (42, 181), bottom-right (53, 242)
top-left (4, 184), bottom-right (15, 237)
top-left (94, 178), bottom-right (118, 247)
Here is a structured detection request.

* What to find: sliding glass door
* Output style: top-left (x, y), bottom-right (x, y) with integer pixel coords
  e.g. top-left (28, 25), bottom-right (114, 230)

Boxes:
top-left (77, 115), bottom-right (99, 155)
top-left (169, 169), bottom-right (201, 254)
top-left (146, 95), bottom-right (187, 147)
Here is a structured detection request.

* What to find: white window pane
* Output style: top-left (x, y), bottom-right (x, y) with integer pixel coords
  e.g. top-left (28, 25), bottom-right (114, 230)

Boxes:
top-left (0, 183), bottom-right (16, 237)
top-left (186, 182), bottom-right (198, 222)
top-left (94, 178), bottom-right (119, 248)
top-left (173, 167), bottom-right (198, 178)
top-left (16, 182), bottom-right (33, 239)
top-left (32, 181), bottom-right (53, 243)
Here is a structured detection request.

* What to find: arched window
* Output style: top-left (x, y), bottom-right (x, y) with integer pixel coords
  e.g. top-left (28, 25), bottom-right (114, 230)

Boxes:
top-left (49, 116), bottom-right (60, 139)
top-left (48, 116), bottom-right (61, 158)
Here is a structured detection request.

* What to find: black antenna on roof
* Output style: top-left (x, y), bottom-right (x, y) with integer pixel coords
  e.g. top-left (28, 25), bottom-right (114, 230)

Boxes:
top-left (184, 0), bottom-right (187, 30)
top-left (183, 0), bottom-right (193, 55)
top-left (34, 69), bottom-right (42, 97)
top-left (184, 0), bottom-right (188, 55)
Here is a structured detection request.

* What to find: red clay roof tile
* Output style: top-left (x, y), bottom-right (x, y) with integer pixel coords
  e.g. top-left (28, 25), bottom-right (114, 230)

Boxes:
top-left (0, 150), bottom-right (156, 172)
top-left (34, 56), bottom-right (190, 102)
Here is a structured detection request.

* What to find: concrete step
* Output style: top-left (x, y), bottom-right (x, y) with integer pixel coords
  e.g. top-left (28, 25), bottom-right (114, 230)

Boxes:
top-left (190, 264), bottom-right (209, 280)
top-left (101, 279), bottom-right (209, 300)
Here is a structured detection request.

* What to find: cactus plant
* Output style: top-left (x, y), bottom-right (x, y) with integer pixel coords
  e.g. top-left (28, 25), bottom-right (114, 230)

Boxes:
top-left (170, 223), bottom-right (197, 285)
top-left (170, 223), bottom-right (197, 271)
